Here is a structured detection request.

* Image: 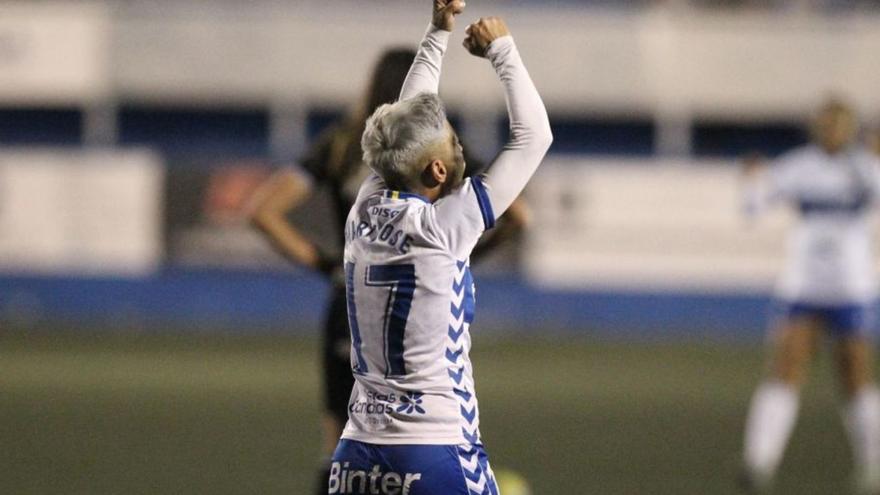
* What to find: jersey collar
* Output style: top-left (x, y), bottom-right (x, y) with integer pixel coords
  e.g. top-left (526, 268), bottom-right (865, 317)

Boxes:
top-left (383, 190), bottom-right (430, 203)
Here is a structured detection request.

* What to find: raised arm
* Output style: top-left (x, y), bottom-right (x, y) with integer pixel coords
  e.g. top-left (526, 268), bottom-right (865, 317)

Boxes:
top-left (398, 0), bottom-right (464, 101)
top-left (740, 154), bottom-right (773, 218)
top-left (465, 18), bottom-right (553, 217)
top-left (354, 1), bottom-right (465, 200)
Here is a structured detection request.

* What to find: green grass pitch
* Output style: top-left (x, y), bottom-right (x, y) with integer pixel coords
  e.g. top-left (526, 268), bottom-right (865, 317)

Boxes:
top-left (0, 331), bottom-right (857, 494)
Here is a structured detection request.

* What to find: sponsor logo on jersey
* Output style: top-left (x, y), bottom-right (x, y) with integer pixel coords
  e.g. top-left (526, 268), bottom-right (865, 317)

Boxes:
top-left (328, 462), bottom-right (422, 495)
top-left (395, 392), bottom-right (426, 414)
top-left (349, 390), bottom-right (426, 417)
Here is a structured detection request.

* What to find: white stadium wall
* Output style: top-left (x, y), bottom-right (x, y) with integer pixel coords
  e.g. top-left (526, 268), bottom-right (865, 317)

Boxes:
top-left (59, 2), bottom-right (880, 117)
top-left (0, 149), bottom-right (164, 276)
top-left (2, 1), bottom-right (880, 119)
top-left (0, 2), bottom-right (111, 105)
top-left (525, 157), bottom-right (796, 293)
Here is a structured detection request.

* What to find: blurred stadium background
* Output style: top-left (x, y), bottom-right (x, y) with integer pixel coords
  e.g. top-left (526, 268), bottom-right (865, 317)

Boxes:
top-left (3, 1), bottom-right (880, 493)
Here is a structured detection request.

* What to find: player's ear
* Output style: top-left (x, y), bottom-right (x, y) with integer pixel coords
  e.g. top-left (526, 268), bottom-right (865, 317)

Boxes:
top-left (421, 159), bottom-right (447, 187)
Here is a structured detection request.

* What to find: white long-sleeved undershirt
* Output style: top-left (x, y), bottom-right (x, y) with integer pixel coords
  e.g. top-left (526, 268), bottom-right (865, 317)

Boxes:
top-left (399, 24), bottom-right (553, 219)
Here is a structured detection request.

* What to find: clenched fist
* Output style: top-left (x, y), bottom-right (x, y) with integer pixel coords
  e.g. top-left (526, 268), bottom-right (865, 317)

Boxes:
top-left (433, 0), bottom-right (465, 32)
top-left (463, 17), bottom-right (511, 58)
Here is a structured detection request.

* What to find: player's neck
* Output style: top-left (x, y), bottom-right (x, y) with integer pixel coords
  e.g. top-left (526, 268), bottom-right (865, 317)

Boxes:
top-left (818, 142), bottom-right (848, 156)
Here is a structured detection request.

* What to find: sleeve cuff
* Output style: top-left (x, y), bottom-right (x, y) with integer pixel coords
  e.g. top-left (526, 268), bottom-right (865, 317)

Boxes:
top-left (426, 23), bottom-right (452, 45)
top-left (486, 35), bottom-right (515, 63)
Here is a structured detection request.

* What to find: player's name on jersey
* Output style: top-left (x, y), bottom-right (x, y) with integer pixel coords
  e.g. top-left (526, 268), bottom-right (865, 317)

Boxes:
top-left (346, 207), bottom-right (415, 255)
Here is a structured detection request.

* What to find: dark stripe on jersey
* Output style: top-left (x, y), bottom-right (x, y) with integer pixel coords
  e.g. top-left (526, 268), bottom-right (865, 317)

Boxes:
top-left (471, 176), bottom-right (496, 230)
top-left (345, 262), bottom-right (369, 374)
top-left (798, 192), bottom-right (870, 216)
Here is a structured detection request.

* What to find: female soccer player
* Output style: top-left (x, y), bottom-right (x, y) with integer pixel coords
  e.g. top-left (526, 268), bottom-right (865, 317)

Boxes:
top-left (328, 0), bottom-right (551, 493)
top-left (249, 20), bottom-right (528, 495)
top-left (740, 99), bottom-right (880, 494)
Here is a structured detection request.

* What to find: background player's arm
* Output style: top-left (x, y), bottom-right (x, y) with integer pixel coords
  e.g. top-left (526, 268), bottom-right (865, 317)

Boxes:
top-left (858, 151), bottom-right (880, 202)
top-left (870, 128), bottom-right (880, 158)
top-left (740, 153), bottom-right (771, 218)
top-left (249, 170), bottom-right (334, 273)
top-left (464, 18), bottom-right (553, 219)
top-left (740, 152), bottom-right (794, 218)
top-left (470, 196), bottom-right (529, 262)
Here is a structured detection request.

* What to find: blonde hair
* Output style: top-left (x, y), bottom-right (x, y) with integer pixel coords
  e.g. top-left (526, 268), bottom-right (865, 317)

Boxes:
top-left (361, 92), bottom-right (448, 190)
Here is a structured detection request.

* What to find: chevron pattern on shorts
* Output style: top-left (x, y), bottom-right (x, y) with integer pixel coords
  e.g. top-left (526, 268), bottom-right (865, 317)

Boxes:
top-left (457, 444), bottom-right (499, 495)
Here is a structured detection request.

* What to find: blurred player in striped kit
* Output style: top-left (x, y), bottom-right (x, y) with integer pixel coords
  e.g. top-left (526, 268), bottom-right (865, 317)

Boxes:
top-left (740, 98), bottom-right (880, 494)
top-left (248, 9), bottom-right (527, 494)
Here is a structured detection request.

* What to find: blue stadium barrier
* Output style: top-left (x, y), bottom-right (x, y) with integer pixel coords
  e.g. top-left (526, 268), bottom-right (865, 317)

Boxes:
top-left (0, 268), bottom-right (771, 340)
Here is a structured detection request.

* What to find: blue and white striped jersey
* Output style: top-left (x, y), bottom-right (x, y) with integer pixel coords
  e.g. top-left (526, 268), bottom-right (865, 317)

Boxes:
top-left (341, 176), bottom-right (491, 445)
top-left (745, 144), bottom-right (880, 304)
top-left (340, 25), bottom-right (551, 446)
